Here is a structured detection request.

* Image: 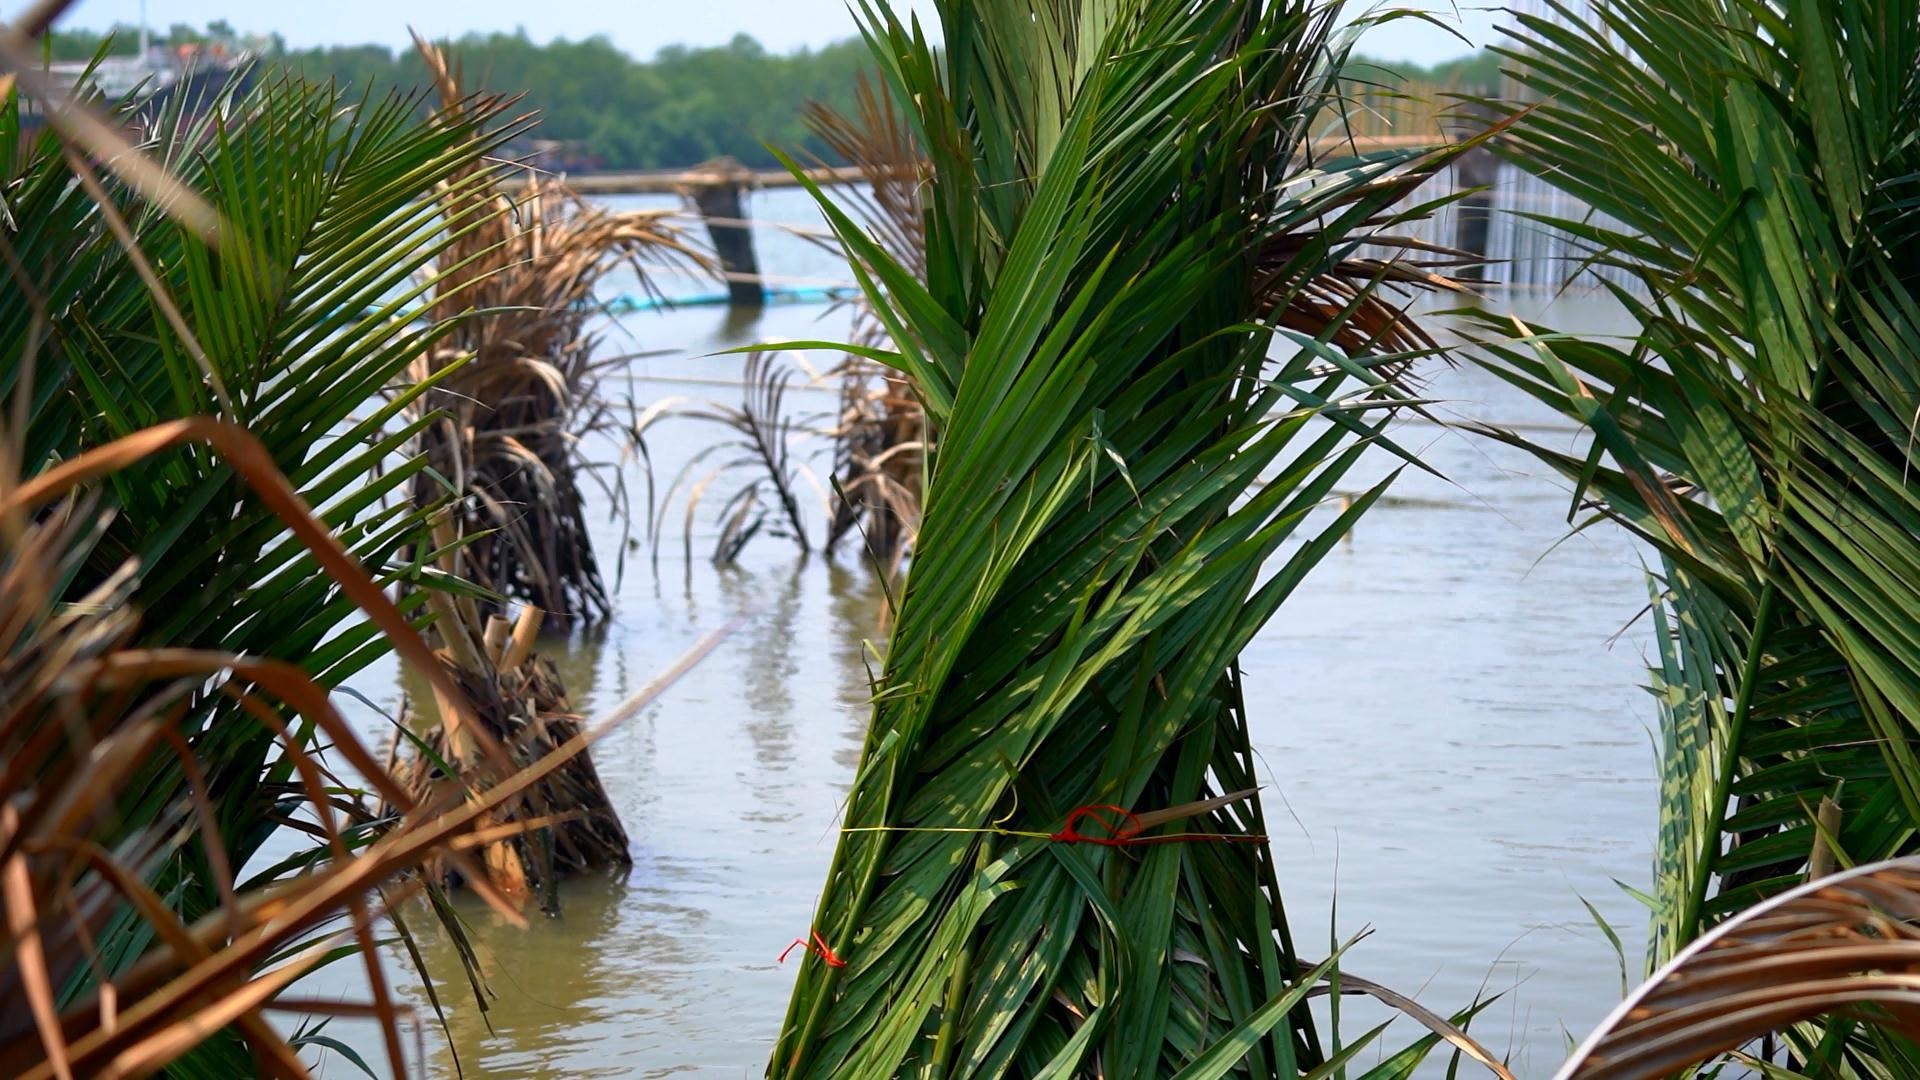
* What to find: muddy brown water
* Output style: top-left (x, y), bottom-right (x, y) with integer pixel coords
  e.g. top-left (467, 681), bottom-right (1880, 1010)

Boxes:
top-left (286, 187), bottom-right (1656, 1078)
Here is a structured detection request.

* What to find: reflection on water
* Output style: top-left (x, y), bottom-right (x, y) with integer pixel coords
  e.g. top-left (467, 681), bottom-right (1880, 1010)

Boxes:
top-left (824, 562), bottom-right (890, 774)
top-left (302, 191), bottom-right (1660, 1078)
top-left (545, 625), bottom-right (610, 712)
top-left (708, 302), bottom-right (769, 346)
top-left (398, 876), bottom-right (648, 1079)
top-left (720, 563), bottom-right (805, 816)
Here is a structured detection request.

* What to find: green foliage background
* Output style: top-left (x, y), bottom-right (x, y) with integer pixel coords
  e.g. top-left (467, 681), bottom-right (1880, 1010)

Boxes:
top-left (47, 20), bottom-right (1495, 170)
top-left (48, 23), bottom-right (869, 170)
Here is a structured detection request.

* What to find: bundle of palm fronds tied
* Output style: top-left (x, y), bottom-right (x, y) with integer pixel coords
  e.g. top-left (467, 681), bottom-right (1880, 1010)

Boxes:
top-left (409, 38), bottom-right (708, 630)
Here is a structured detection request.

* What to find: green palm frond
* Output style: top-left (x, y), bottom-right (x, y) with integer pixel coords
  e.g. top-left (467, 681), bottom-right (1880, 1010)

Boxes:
top-left (1464, 0), bottom-right (1920, 1032)
top-left (772, 0), bottom-right (1482, 1076)
top-left (2, 69), bottom-right (527, 1071)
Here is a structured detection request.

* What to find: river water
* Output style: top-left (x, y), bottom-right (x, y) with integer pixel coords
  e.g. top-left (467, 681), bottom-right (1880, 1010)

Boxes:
top-left (303, 187), bottom-right (1657, 1079)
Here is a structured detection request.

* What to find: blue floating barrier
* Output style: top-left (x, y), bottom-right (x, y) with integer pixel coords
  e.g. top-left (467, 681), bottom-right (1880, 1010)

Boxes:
top-left (598, 286), bottom-right (861, 313)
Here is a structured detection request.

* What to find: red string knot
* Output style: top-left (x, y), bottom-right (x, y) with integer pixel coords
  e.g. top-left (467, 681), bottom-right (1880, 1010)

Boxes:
top-left (779, 929), bottom-right (846, 968)
top-left (1050, 804), bottom-right (1145, 846)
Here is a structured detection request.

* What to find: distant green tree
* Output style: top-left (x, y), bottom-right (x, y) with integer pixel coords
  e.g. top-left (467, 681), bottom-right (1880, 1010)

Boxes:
top-left (45, 25), bottom-right (140, 60)
top-left (1344, 49), bottom-right (1504, 92)
top-left (44, 21), bottom-right (872, 170)
top-left (277, 28), bottom-right (871, 170)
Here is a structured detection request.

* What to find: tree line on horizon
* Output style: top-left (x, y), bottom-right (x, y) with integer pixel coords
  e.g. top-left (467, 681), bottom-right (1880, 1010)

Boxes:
top-left (45, 21), bottom-right (1502, 171)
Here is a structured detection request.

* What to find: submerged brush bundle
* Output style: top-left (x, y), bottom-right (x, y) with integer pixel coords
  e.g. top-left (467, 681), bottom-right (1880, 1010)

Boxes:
top-left (399, 605), bottom-right (632, 916)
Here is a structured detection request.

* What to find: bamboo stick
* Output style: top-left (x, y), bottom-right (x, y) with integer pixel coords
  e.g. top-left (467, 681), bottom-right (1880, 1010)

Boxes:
top-left (482, 616), bottom-right (511, 666)
top-left (501, 605), bottom-right (542, 672)
top-left (1810, 796), bottom-right (1844, 880)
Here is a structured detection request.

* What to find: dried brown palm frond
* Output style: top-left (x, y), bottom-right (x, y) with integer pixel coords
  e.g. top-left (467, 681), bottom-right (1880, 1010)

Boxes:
top-left (1559, 857), bottom-right (1920, 1080)
top-left (664, 352), bottom-right (824, 566)
top-left (800, 75), bottom-right (928, 564)
top-left (1257, 107), bottom-right (1514, 371)
top-left (2, 416), bottom-right (728, 1077)
top-left (0, 419), bottom-right (543, 1080)
top-left (408, 37), bottom-right (712, 630)
top-left (0, 28), bottom-right (653, 1069)
top-left (1254, 225), bottom-right (1470, 361)
top-left (824, 367), bottom-right (921, 571)
top-left (800, 75), bottom-right (925, 293)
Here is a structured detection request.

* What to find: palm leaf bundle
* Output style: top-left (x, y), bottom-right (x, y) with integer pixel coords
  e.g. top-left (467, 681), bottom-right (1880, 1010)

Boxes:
top-left (1464, 0), bottom-right (1920, 1068)
top-left (410, 39), bottom-right (710, 629)
top-left (0, 53), bottom-right (553, 1073)
top-left (396, 600), bottom-right (634, 916)
top-left (772, 0), bottom-right (1476, 1075)
top-left (0, 420), bottom-right (537, 1080)
top-left (3, 63), bottom-right (518, 878)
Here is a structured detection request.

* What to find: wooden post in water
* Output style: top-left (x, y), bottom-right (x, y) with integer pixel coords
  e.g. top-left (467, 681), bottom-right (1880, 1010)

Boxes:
top-left (1448, 103), bottom-right (1503, 281)
top-left (684, 157), bottom-right (764, 309)
top-left (1452, 146), bottom-right (1499, 280)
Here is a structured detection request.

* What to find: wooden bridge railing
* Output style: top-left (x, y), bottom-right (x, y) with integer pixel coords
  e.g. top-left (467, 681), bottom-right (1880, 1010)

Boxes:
top-left (516, 135), bottom-right (1449, 197)
top-left (531, 127), bottom-right (1472, 309)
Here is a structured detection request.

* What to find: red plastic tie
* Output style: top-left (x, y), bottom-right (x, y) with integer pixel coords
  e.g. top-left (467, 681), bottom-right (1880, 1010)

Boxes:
top-left (779, 929), bottom-right (847, 968)
top-left (1049, 803), bottom-right (1268, 847)
top-left (1050, 804), bottom-right (1145, 846)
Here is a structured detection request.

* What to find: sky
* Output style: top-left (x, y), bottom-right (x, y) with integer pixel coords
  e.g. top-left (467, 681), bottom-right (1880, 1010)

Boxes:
top-left (50, 0), bottom-right (1506, 63)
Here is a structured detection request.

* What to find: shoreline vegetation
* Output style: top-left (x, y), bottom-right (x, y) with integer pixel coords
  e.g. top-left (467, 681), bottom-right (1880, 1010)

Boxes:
top-left (8, 0), bottom-right (1920, 1075)
top-left (44, 21), bottom-right (1501, 172)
